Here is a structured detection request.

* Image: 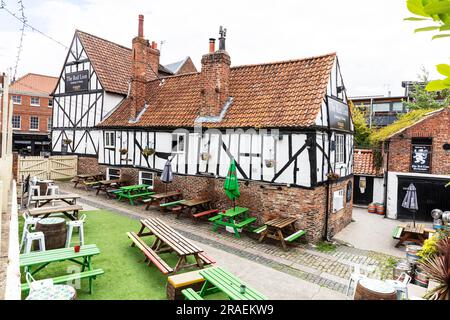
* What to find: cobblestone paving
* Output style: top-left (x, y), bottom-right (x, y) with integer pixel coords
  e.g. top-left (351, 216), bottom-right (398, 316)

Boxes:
top-left (52, 182), bottom-right (399, 294)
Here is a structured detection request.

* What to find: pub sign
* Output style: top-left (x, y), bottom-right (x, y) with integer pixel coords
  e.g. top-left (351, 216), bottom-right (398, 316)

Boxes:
top-left (411, 145), bottom-right (431, 173)
top-left (65, 70), bottom-right (89, 93)
top-left (328, 98), bottom-right (350, 131)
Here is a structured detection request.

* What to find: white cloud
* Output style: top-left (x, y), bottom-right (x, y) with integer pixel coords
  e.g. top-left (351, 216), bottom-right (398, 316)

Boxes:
top-left (0, 0), bottom-right (449, 96)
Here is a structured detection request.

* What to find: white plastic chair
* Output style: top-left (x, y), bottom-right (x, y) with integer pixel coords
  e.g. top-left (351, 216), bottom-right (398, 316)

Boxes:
top-left (24, 231), bottom-right (46, 253)
top-left (26, 272), bottom-right (54, 293)
top-left (66, 214), bottom-right (86, 247)
top-left (386, 272), bottom-right (411, 300)
top-left (27, 178), bottom-right (41, 207)
top-left (20, 212), bottom-right (41, 252)
top-left (346, 264), bottom-right (367, 298)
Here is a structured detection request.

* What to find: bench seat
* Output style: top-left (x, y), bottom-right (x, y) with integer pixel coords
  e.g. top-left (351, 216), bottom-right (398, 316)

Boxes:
top-left (120, 192), bottom-right (153, 199)
top-left (284, 230), bottom-right (306, 242)
top-left (253, 225), bottom-right (267, 234)
top-left (236, 217), bottom-right (257, 228)
top-left (198, 252), bottom-right (216, 265)
top-left (208, 215), bottom-right (221, 222)
top-left (182, 288), bottom-right (204, 300)
top-left (127, 232), bottom-right (173, 274)
top-left (160, 200), bottom-right (185, 208)
top-left (193, 209), bottom-right (219, 218)
top-left (392, 226), bottom-right (403, 239)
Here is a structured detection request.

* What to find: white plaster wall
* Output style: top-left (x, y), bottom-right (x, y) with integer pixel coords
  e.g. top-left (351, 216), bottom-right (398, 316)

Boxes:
top-left (373, 177), bottom-right (384, 204)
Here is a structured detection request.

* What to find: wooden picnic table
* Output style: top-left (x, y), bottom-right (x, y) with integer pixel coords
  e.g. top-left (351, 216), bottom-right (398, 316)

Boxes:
top-left (144, 191), bottom-right (183, 210)
top-left (258, 217), bottom-right (304, 251)
top-left (394, 223), bottom-right (435, 248)
top-left (20, 244), bottom-right (102, 293)
top-left (183, 267), bottom-right (266, 300)
top-left (131, 218), bottom-right (212, 274)
top-left (73, 173), bottom-right (104, 190)
top-left (116, 184), bottom-right (155, 205)
top-left (95, 178), bottom-right (129, 196)
top-left (209, 206), bottom-right (256, 239)
top-left (27, 204), bottom-right (83, 221)
top-left (32, 193), bottom-right (80, 208)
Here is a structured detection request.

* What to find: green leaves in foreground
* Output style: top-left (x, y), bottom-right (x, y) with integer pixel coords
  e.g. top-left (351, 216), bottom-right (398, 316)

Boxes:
top-left (426, 64), bottom-right (450, 91)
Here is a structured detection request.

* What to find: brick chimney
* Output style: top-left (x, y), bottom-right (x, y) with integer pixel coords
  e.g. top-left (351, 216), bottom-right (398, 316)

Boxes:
top-left (130, 15), bottom-right (160, 120)
top-left (199, 27), bottom-right (231, 117)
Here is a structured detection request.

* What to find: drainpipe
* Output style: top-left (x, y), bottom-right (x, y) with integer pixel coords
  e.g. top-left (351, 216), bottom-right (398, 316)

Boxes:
top-left (323, 96), bottom-right (332, 241)
top-left (382, 140), bottom-right (389, 218)
top-left (369, 98), bottom-right (373, 129)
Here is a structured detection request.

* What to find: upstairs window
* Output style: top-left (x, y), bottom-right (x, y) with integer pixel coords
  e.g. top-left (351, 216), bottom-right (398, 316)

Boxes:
top-left (30, 97), bottom-right (40, 106)
top-left (48, 99), bottom-right (53, 107)
top-left (172, 133), bottom-right (186, 154)
top-left (12, 115), bottom-right (21, 129)
top-left (104, 131), bottom-right (115, 148)
top-left (30, 116), bottom-right (39, 130)
top-left (12, 95), bottom-right (21, 104)
top-left (335, 134), bottom-right (345, 164)
top-left (139, 171), bottom-right (154, 189)
top-left (47, 118), bottom-right (52, 131)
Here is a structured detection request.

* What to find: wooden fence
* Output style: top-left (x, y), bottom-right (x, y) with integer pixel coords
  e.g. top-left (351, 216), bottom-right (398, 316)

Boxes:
top-left (17, 155), bottom-right (78, 180)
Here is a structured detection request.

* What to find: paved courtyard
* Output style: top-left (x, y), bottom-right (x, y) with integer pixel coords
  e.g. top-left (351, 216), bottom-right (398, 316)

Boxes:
top-left (45, 181), bottom-right (409, 300)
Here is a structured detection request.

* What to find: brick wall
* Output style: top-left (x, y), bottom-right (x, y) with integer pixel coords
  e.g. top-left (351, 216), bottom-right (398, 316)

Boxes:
top-left (78, 156), bottom-right (353, 242)
top-left (9, 94), bottom-right (53, 133)
top-left (387, 108), bottom-right (450, 175)
top-left (176, 57), bottom-right (198, 74)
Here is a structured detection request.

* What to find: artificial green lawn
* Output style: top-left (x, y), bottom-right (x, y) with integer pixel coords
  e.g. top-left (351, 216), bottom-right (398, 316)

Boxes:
top-left (19, 209), bottom-right (222, 300)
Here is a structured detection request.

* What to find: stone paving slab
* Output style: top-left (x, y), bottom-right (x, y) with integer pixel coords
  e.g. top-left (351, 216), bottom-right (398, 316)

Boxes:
top-left (51, 182), bottom-right (399, 294)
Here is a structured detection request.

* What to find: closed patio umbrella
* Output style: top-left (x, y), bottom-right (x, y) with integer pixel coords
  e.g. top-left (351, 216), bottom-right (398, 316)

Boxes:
top-left (224, 159), bottom-right (240, 210)
top-left (161, 159), bottom-right (173, 194)
top-left (401, 183), bottom-right (419, 227)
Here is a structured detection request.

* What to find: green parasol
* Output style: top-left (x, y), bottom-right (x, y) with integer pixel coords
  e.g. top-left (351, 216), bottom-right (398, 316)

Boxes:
top-left (224, 159), bottom-right (240, 209)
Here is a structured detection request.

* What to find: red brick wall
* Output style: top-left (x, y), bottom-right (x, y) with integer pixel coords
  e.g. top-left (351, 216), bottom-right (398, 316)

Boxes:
top-left (8, 94), bottom-right (53, 133)
top-left (77, 156), bottom-right (353, 242)
top-left (387, 108), bottom-right (450, 175)
top-left (176, 57), bottom-right (197, 75)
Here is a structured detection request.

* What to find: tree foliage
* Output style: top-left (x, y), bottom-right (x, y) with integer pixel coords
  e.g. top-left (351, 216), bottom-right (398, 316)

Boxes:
top-left (349, 100), bottom-right (372, 148)
top-left (404, 69), bottom-right (450, 109)
top-left (405, 0), bottom-right (450, 90)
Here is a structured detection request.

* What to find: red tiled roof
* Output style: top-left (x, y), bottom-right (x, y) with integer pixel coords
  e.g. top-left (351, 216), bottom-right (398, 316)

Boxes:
top-left (354, 149), bottom-right (381, 176)
top-left (10, 73), bottom-right (58, 96)
top-left (99, 53), bottom-right (336, 128)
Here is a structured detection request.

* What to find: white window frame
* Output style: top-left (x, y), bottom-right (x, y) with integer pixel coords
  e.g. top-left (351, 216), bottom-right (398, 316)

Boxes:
top-left (106, 167), bottom-right (121, 180)
top-left (30, 97), bottom-right (40, 107)
top-left (12, 115), bottom-right (21, 129)
top-left (12, 95), bottom-right (21, 105)
top-left (30, 116), bottom-right (39, 130)
top-left (172, 133), bottom-right (186, 154)
top-left (47, 118), bottom-right (52, 131)
top-left (104, 131), bottom-right (115, 148)
top-left (335, 134), bottom-right (345, 164)
top-left (332, 189), bottom-right (345, 213)
top-left (138, 171), bottom-right (154, 189)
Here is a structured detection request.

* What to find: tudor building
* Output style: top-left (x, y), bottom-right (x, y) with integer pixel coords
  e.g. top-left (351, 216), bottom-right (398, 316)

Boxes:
top-left (52, 15), bottom-right (355, 241)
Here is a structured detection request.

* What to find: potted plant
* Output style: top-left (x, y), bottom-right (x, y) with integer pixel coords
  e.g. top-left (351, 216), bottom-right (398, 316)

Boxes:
top-left (327, 172), bottom-right (340, 181)
top-left (62, 138), bottom-right (72, 145)
top-left (119, 148), bottom-right (128, 155)
top-left (265, 159), bottom-right (275, 168)
top-left (141, 147), bottom-right (155, 157)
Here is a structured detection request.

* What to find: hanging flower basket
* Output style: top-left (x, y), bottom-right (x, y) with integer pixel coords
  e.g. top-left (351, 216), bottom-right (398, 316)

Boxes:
top-left (265, 159), bottom-right (275, 168)
top-left (327, 172), bottom-right (340, 181)
top-left (62, 138), bottom-right (72, 145)
top-left (141, 147), bottom-right (155, 157)
top-left (201, 153), bottom-right (211, 161)
top-left (119, 148), bottom-right (128, 155)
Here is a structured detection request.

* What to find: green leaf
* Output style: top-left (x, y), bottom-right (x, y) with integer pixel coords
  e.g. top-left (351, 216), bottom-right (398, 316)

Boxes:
top-left (425, 79), bottom-right (449, 91)
top-left (432, 33), bottom-right (450, 39)
top-left (414, 25), bottom-right (440, 32)
top-left (439, 23), bottom-right (450, 30)
top-left (407, 0), bottom-right (430, 17)
top-left (436, 64), bottom-right (450, 76)
top-left (424, 0), bottom-right (450, 15)
top-left (404, 17), bottom-right (430, 21)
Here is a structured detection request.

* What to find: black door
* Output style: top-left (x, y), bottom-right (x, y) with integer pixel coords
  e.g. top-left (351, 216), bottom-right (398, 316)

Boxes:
top-left (397, 176), bottom-right (450, 221)
top-left (353, 176), bottom-right (374, 205)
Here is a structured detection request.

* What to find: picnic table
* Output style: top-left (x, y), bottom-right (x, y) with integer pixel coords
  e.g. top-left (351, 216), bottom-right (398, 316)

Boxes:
top-left (72, 173), bottom-right (104, 190)
top-left (116, 184), bottom-right (155, 205)
top-left (27, 204), bottom-right (83, 221)
top-left (257, 217), bottom-right (306, 250)
top-left (143, 191), bottom-right (183, 210)
top-left (393, 223), bottom-right (436, 248)
top-left (20, 244), bottom-right (104, 294)
top-left (128, 218), bottom-right (214, 274)
top-left (159, 198), bottom-right (217, 219)
top-left (182, 267), bottom-right (266, 300)
top-left (209, 206), bottom-right (256, 238)
top-left (95, 178), bottom-right (129, 196)
top-left (32, 193), bottom-right (80, 208)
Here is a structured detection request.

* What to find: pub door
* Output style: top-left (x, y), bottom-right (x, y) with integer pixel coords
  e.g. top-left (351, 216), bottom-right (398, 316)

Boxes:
top-left (353, 176), bottom-right (374, 205)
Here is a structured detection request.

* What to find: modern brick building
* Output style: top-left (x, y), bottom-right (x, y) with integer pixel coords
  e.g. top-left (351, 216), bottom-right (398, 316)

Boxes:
top-left (353, 149), bottom-right (384, 206)
top-left (6, 73), bottom-right (58, 155)
top-left (381, 107), bottom-right (450, 221)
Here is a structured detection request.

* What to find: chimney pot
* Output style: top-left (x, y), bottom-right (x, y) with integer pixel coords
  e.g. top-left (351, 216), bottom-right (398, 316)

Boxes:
top-left (152, 41), bottom-right (157, 49)
top-left (209, 38), bottom-right (216, 53)
top-left (138, 15), bottom-right (144, 38)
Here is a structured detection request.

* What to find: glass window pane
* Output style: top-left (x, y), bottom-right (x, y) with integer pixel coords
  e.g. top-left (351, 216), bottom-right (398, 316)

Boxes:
top-left (372, 103), bottom-right (390, 112)
top-left (392, 102), bottom-right (403, 112)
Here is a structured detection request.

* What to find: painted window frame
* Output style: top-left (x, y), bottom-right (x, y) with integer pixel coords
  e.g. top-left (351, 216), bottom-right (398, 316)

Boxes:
top-left (30, 116), bottom-right (39, 130)
top-left (106, 167), bottom-right (121, 180)
top-left (172, 133), bottom-right (186, 154)
top-left (335, 134), bottom-right (345, 164)
top-left (12, 115), bottom-right (21, 129)
top-left (104, 131), bottom-right (116, 148)
top-left (12, 95), bottom-right (22, 105)
top-left (332, 189), bottom-right (345, 213)
top-left (47, 118), bottom-right (52, 131)
top-left (30, 97), bottom-right (40, 107)
top-left (138, 171), bottom-right (155, 189)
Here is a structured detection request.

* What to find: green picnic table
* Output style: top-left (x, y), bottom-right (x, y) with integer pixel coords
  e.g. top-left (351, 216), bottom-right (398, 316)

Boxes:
top-left (116, 184), bottom-right (155, 205)
top-left (19, 244), bottom-right (104, 294)
top-left (182, 266), bottom-right (267, 300)
top-left (209, 206), bottom-right (256, 238)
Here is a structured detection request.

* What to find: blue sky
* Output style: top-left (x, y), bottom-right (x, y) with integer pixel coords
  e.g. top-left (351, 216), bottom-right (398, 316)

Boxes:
top-left (1, 0), bottom-right (450, 96)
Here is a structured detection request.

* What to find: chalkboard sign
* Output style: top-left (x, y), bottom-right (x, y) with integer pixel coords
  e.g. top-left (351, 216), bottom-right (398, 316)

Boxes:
top-left (65, 70), bottom-right (89, 93)
top-left (411, 145), bottom-right (431, 173)
top-left (328, 97), bottom-right (350, 131)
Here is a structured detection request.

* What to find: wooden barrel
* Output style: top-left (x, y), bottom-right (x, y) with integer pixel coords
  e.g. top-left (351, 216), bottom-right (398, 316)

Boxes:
top-left (368, 203), bottom-right (377, 214)
top-left (414, 267), bottom-right (429, 288)
top-left (406, 245), bottom-right (422, 264)
top-left (35, 217), bottom-right (67, 250)
top-left (376, 204), bottom-right (385, 215)
top-left (354, 278), bottom-right (397, 300)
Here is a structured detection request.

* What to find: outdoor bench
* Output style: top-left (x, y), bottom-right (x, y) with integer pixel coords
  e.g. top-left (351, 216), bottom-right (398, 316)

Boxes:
top-left (284, 229), bottom-right (306, 242)
top-left (193, 209), bottom-right (219, 219)
top-left (182, 288), bottom-right (204, 300)
top-left (198, 252), bottom-right (216, 265)
top-left (235, 217), bottom-right (257, 228)
top-left (160, 200), bottom-right (185, 208)
top-left (166, 270), bottom-right (205, 300)
top-left (253, 225), bottom-right (267, 234)
top-left (392, 226), bottom-right (403, 239)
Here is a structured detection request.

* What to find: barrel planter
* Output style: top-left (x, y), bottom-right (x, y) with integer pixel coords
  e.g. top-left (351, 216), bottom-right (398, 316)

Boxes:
top-left (354, 278), bottom-right (397, 300)
top-left (406, 245), bottom-right (422, 264)
top-left (375, 204), bottom-right (385, 215)
top-left (414, 267), bottom-right (429, 288)
top-left (368, 203), bottom-right (377, 214)
top-left (35, 217), bottom-right (67, 250)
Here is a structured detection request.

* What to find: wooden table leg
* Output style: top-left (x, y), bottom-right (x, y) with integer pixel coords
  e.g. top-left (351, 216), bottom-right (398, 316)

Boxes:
top-left (258, 229), bottom-right (269, 242)
top-left (194, 254), bottom-right (205, 269)
top-left (174, 256), bottom-right (186, 273)
top-left (277, 229), bottom-right (287, 251)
